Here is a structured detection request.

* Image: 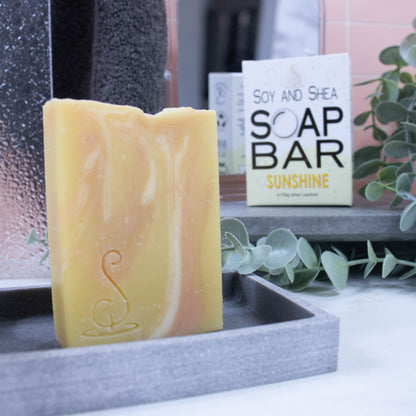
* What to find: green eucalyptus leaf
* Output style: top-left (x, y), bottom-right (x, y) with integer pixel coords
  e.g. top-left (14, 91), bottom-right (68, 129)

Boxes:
top-left (225, 232), bottom-right (246, 256)
top-left (413, 17), bottom-right (416, 31)
top-left (353, 145), bottom-right (382, 170)
top-left (367, 240), bottom-right (378, 263)
top-left (39, 251), bottom-right (50, 264)
top-left (383, 140), bottom-right (416, 158)
top-left (330, 245), bottom-right (348, 261)
top-left (44, 230), bottom-right (49, 244)
top-left (400, 83), bottom-right (416, 98)
top-left (314, 243), bottom-right (322, 259)
top-left (363, 261), bottom-right (377, 278)
top-left (221, 217), bottom-right (250, 248)
top-left (400, 33), bottom-right (416, 67)
top-left (402, 121), bottom-right (416, 136)
top-left (274, 274), bottom-right (292, 287)
top-left (284, 263), bottom-right (295, 283)
top-left (354, 111), bottom-right (372, 126)
top-left (264, 228), bottom-right (298, 269)
top-left (400, 72), bottom-right (414, 84)
top-left (257, 264), bottom-right (269, 273)
top-left (364, 181), bottom-right (385, 201)
top-left (389, 127), bottom-right (406, 142)
top-left (380, 79), bottom-right (400, 101)
top-left (262, 273), bottom-right (271, 281)
top-left (289, 253), bottom-right (301, 269)
top-left (221, 249), bottom-right (233, 267)
top-left (384, 247), bottom-right (394, 257)
top-left (373, 126), bottom-right (389, 140)
top-left (382, 253), bottom-right (397, 277)
top-left (353, 159), bottom-right (384, 179)
top-left (256, 236), bottom-right (267, 246)
top-left (237, 245), bottom-right (272, 275)
top-left (297, 237), bottom-right (319, 269)
top-left (396, 160), bottom-right (415, 175)
top-left (396, 173), bottom-right (412, 192)
top-left (371, 96), bottom-right (380, 109)
top-left (376, 101), bottom-right (408, 122)
top-left (389, 192), bottom-right (403, 208)
top-left (321, 251), bottom-right (348, 291)
top-left (400, 200), bottom-right (416, 231)
top-left (289, 269), bottom-right (320, 292)
top-left (269, 266), bottom-right (285, 276)
top-left (365, 92), bottom-right (383, 101)
top-left (27, 228), bottom-right (39, 245)
top-left (380, 45), bottom-right (408, 67)
top-left (377, 165), bottom-right (398, 182)
top-left (399, 97), bottom-right (415, 110)
top-left (358, 184), bottom-right (367, 198)
top-left (222, 252), bottom-right (245, 272)
top-left (399, 267), bottom-right (416, 280)
top-left (410, 112), bottom-right (416, 124)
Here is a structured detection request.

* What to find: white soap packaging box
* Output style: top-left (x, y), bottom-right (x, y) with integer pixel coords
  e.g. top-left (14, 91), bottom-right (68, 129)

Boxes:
top-left (242, 53), bottom-right (353, 206)
top-left (208, 73), bottom-right (245, 175)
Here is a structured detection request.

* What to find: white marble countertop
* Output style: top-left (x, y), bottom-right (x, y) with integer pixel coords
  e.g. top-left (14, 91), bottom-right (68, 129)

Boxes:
top-left (71, 274), bottom-right (416, 416)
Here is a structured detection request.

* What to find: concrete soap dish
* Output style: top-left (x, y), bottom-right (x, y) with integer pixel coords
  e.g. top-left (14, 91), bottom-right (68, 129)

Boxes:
top-left (0, 273), bottom-right (339, 415)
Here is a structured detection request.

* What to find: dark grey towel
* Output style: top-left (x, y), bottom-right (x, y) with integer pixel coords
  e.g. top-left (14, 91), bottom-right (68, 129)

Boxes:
top-left (0, 0), bottom-right (168, 279)
top-left (51, 0), bottom-right (167, 114)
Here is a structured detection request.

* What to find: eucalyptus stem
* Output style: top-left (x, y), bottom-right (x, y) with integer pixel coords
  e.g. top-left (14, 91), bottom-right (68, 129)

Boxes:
top-left (220, 218), bottom-right (416, 292)
top-left (295, 257), bottom-right (416, 274)
top-left (221, 246), bottom-right (235, 252)
top-left (28, 216), bottom-right (416, 292)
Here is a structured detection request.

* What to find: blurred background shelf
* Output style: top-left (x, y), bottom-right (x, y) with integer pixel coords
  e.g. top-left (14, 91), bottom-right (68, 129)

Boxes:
top-left (221, 194), bottom-right (416, 242)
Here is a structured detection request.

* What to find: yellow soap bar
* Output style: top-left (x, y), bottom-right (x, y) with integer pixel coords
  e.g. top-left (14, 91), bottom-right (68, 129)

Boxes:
top-left (43, 99), bottom-right (223, 348)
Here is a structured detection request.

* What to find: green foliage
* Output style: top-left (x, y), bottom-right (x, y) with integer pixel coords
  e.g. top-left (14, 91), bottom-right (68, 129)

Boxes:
top-left (354, 18), bottom-right (416, 231)
top-left (221, 218), bottom-right (416, 291)
top-left (27, 228), bottom-right (49, 264)
top-left (29, 219), bottom-right (416, 291)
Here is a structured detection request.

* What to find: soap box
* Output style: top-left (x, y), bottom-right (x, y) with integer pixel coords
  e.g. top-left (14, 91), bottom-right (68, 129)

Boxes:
top-left (208, 73), bottom-right (245, 175)
top-left (242, 53), bottom-right (353, 206)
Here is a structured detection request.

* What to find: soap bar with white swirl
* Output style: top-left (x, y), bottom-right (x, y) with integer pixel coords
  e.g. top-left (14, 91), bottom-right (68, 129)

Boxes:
top-left (43, 99), bottom-right (223, 348)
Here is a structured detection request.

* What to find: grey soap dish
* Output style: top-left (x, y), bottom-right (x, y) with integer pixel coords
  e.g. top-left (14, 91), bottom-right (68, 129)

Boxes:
top-left (0, 272), bottom-right (339, 415)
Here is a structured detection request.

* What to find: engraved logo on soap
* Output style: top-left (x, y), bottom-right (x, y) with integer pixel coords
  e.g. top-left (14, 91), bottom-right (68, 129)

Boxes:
top-left (82, 250), bottom-right (140, 337)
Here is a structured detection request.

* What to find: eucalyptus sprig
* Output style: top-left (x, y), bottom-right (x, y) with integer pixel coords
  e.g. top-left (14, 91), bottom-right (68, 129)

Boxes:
top-left (221, 217), bottom-right (416, 291)
top-left (27, 228), bottom-right (49, 264)
top-left (28, 219), bottom-right (416, 291)
top-left (354, 17), bottom-right (416, 231)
